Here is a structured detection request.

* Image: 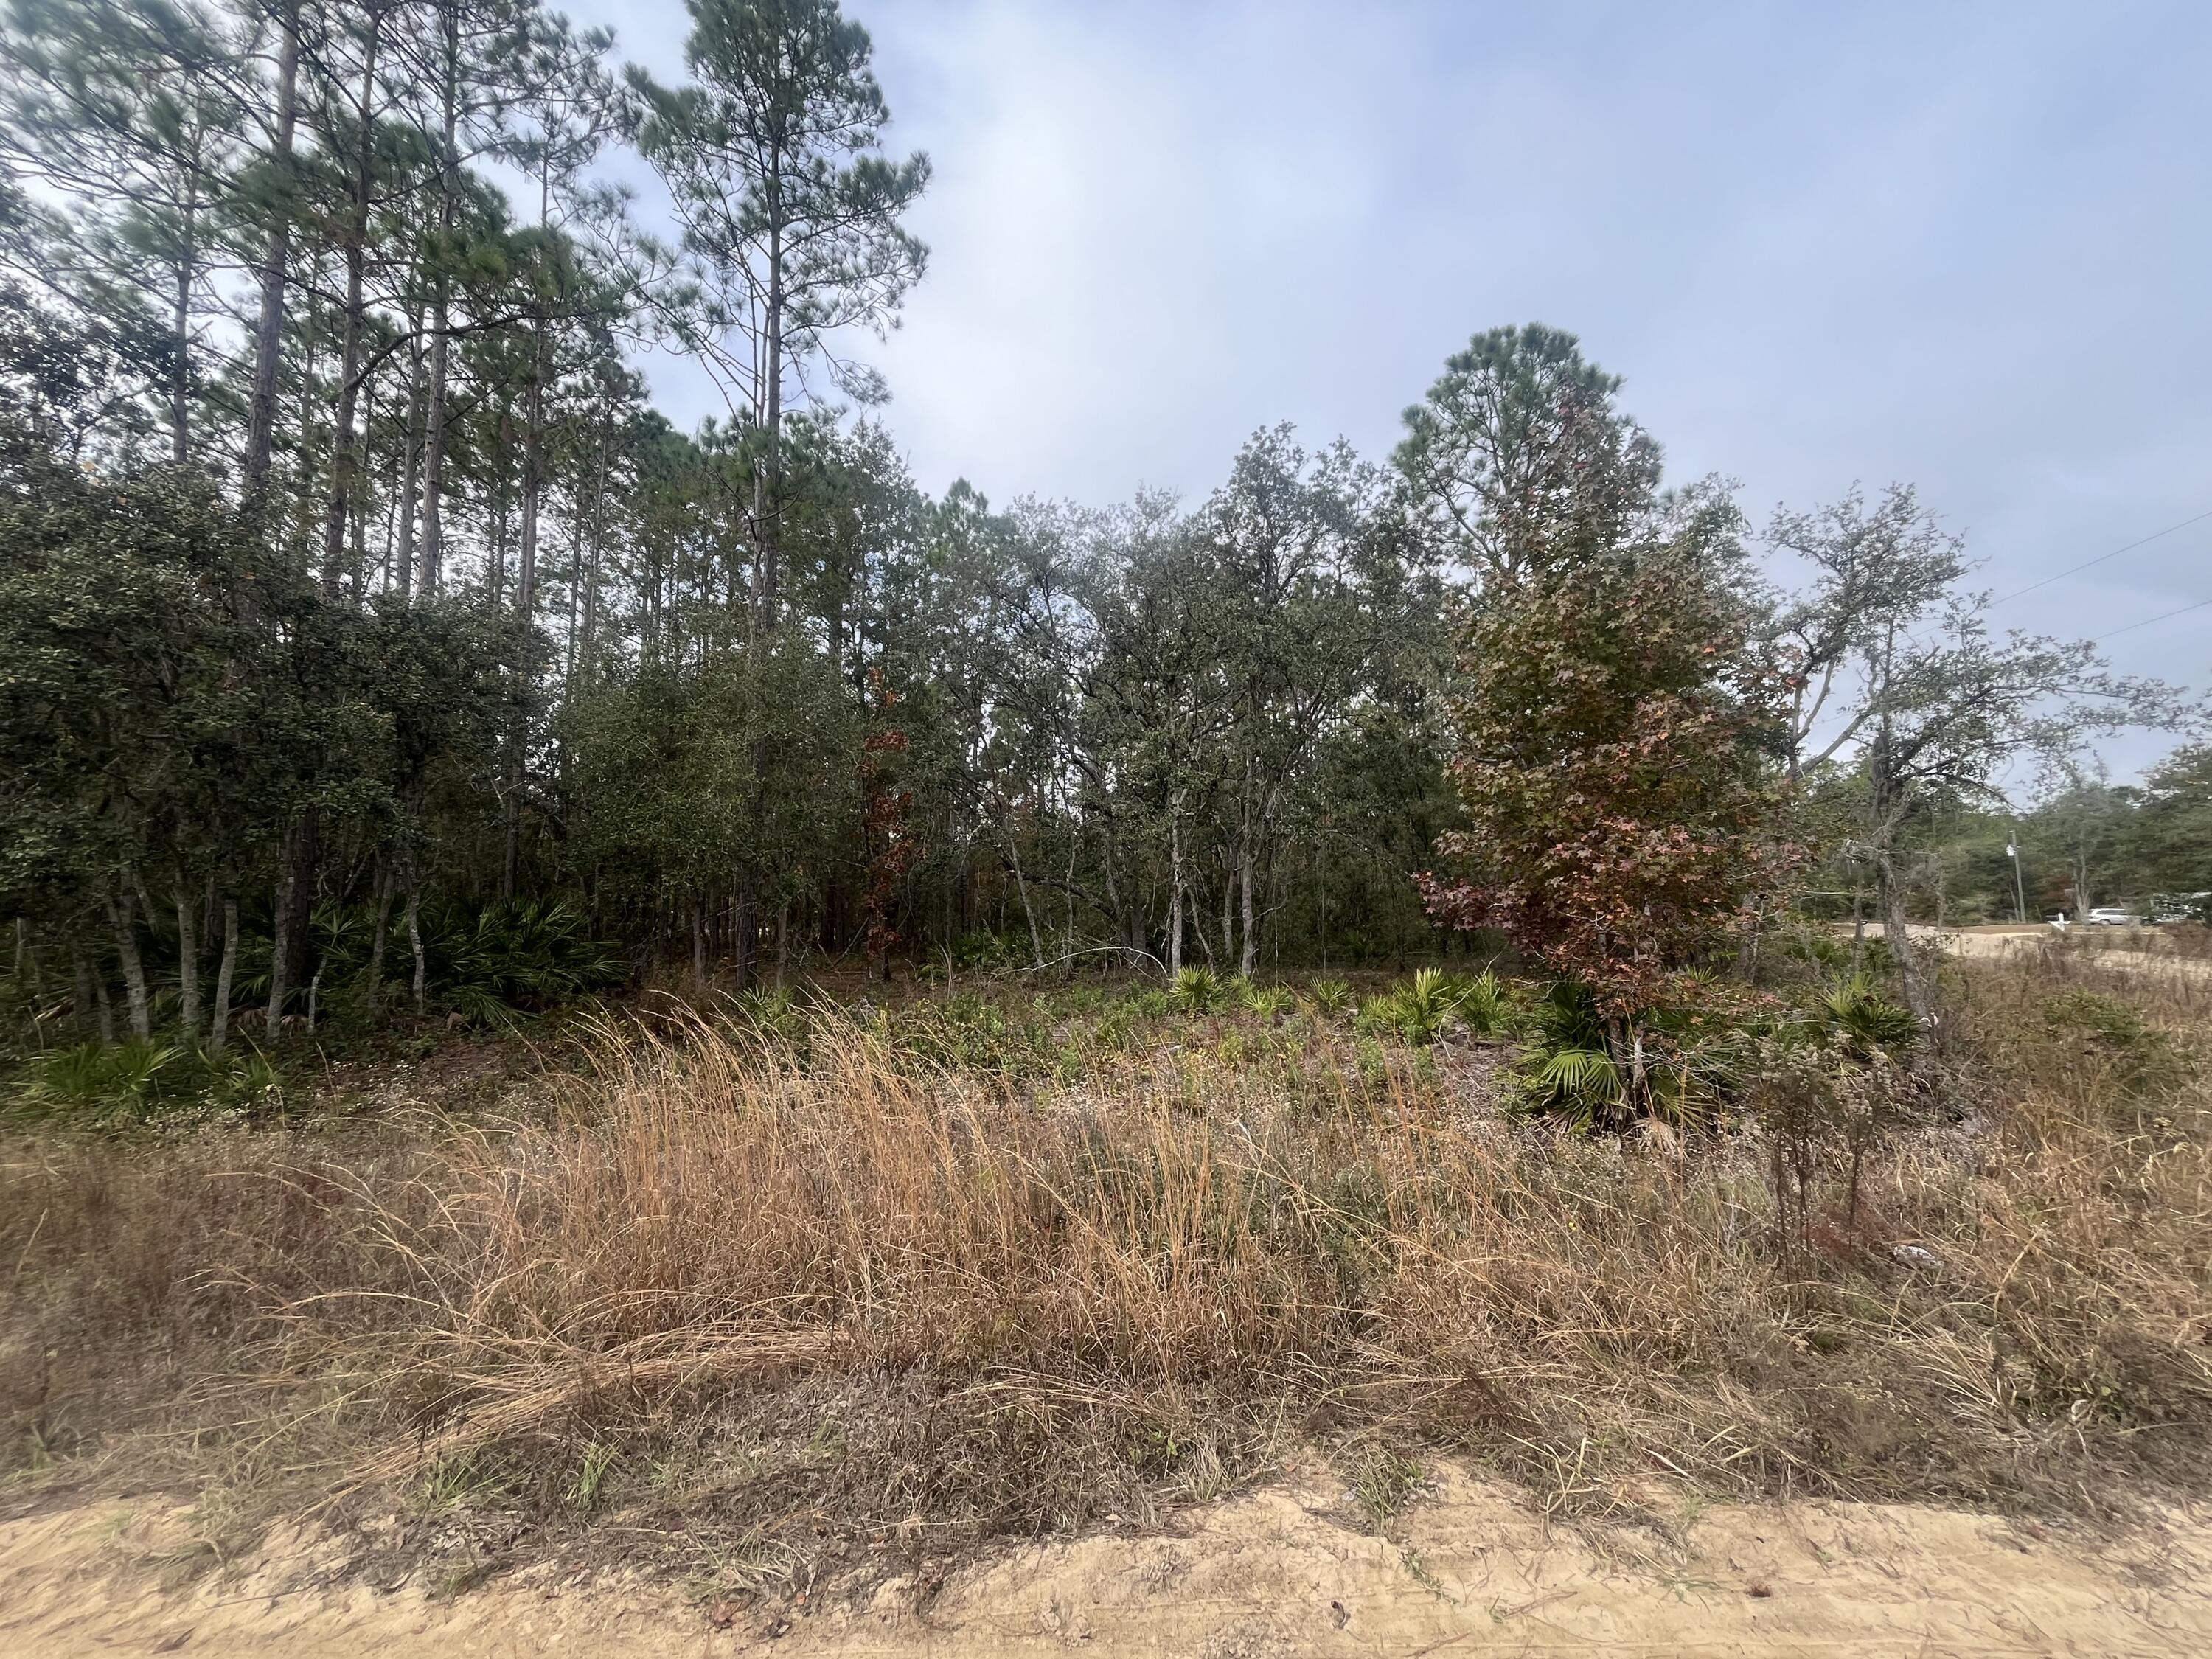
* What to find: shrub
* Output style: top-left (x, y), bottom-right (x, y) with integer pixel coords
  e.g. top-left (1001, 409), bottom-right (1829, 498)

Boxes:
top-left (1304, 978), bottom-right (1354, 1017)
top-left (24, 1040), bottom-right (279, 1124)
top-left (421, 899), bottom-right (625, 1026)
top-left (1236, 981), bottom-right (1295, 1020)
top-left (1818, 974), bottom-right (1920, 1060)
top-left (1446, 970), bottom-right (1514, 1037)
top-left (1167, 966), bottom-right (1226, 1015)
top-left (1516, 984), bottom-right (1624, 1127)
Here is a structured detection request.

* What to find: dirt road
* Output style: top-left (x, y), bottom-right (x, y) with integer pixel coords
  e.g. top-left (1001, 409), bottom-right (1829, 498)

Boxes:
top-left (1857, 923), bottom-right (2212, 985)
top-left (7, 1467), bottom-right (2210, 1657)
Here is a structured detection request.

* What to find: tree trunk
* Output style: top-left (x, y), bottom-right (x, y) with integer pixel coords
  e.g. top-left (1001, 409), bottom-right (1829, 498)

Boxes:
top-left (90, 948), bottom-right (115, 1046)
top-left (209, 897), bottom-right (238, 1056)
top-left (394, 307), bottom-right (425, 602)
top-left (319, 24), bottom-right (382, 594)
top-left (174, 874), bottom-right (200, 1043)
top-left (366, 861), bottom-right (392, 992)
top-left (72, 940), bottom-right (98, 1043)
top-left (732, 875), bottom-right (757, 992)
top-left (170, 201), bottom-right (196, 465)
top-left (241, 1), bottom-right (300, 498)
top-left (1238, 835), bottom-right (1258, 978)
top-left (690, 897), bottom-right (706, 991)
top-left (268, 825), bottom-right (304, 1036)
top-left (1166, 800), bottom-right (1186, 978)
top-left (407, 877), bottom-right (426, 1016)
top-left (1005, 810), bottom-right (1046, 969)
top-left (751, 216), bottom-right (785, 633)
top-left (417, 7), bottom-right (461, 596)
top-left (105, 886), bottom-right (151, 1041)
top-left (1877, 850), bottom-right (1937, 1044)
top-left (268, 858), bottom-right (294, 1040)
top-left (489, 401), bottom-right (512, 610)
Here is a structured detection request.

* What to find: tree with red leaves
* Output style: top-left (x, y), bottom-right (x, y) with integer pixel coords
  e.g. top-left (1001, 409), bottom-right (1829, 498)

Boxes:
top-left (1417, 535), bottom-right (1800, 1020)
top-left (1405, 328), bottom-right (1801, 1064)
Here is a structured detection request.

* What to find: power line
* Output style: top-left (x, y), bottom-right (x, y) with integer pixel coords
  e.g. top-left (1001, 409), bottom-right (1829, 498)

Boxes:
top-left (1989, 507), bottom-right (2212, 606)
top-left (2095, 595), bottom-right (2212, 643)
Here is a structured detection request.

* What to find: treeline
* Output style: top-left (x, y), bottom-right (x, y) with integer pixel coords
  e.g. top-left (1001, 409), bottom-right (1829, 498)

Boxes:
top-left (1924, 755), bottom-right (2212, 924)
top-left (1, 0), bottom-right (2202, 1050)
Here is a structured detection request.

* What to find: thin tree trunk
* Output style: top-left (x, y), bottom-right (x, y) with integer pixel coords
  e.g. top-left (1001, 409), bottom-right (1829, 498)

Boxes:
top-left (170, 201), bottom-right (197, 465)
top-left (174, 873), bottom-right (200, 1043)
top-left (319, 22), bottom-right (382, 594)
top-left (1218, 855), bottom-right (1234, 970)
top-left (407, 876), bottom-right (426, 1016)
top-left (1877, 849), bottom-right (1937, 1046)
top-left (366, 861), bottom-right (392, 992)
top-left (268, 838), bottom-right (295, 1036)
top-left (1238, 834), bottom-right (1259, 979)
top-left (732, 876), bottom-right (757, 992)
top-left (241, 1), bottom-right (300, 497)
top-left (417, 7), bottom-right (460, 595)
top-left (394, 305), bottom-right (425, 602)
top-left (72, 940), bottom-right (98, 1043)
top-left (489, 401), bottom-right (512, 610)
top-left (690, 897), bottom-right (706, 991)
top-left (1005, 810), bottom-right (1046, 970)
top-left (288, 300), bottom-right (321, 564)
top-left (1166, 799), bottom-right (1186, 978)
top-left (105, 886), bottom-right (151, 1041)
top-left (209, 897), bottom-right (237, 1056)
top-left (751, 217), bottom-right (785, 633)
top-left (90, 949), bottom-right (114, 1046)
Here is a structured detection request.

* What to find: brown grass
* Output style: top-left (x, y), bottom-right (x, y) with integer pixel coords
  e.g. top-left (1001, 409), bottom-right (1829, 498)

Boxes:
top-left (2, 956), bottom-right (2208, 1587)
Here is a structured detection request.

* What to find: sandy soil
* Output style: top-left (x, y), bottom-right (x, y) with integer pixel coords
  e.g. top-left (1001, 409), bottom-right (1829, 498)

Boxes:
top-left (1854, 923), bottom-right (2212, 984)
top-left (6, 1466), bottom-right (2210, 1657)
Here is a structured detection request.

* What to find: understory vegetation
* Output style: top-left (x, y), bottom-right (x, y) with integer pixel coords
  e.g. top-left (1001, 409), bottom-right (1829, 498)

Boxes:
top-left (2, 945), bottom-right (2208, 1598)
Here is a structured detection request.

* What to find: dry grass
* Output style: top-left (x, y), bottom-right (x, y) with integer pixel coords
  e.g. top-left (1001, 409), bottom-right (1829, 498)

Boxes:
top-left (1, 955), bottom-right (2208, 1589)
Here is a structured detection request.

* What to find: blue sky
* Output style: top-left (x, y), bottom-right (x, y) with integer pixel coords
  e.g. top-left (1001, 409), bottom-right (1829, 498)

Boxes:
top-left (566, 0), bottom-right (2211, 779)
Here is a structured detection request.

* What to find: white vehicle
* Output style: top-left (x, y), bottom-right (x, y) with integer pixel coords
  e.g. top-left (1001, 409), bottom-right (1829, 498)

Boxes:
top-left (2085, 907), bottom-right (2138, 926)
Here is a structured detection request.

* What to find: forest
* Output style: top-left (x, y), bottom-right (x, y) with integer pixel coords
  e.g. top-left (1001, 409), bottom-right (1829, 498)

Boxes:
top-left (2, 0), bottom-right (2207, 1057)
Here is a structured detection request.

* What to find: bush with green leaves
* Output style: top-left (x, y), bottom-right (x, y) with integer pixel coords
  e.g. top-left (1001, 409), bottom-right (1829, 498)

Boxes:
top-left (1235, 981), bottom-right (1295, 1020)
top-left (1444, 970), bottom-right (1514, 1037)
top-left (25, 1040), bottom-right (279, 1124)
top-left (1517, 983), bottom-right (1624, 1127)
top-left (420, 899), bottom-right (625, 1027)
top-left (1514, 977), bottom-right (1773, 1130)
top-left (1354, 993), bottom-right (1406, 1041)
top-left (1167, 966), bottom-right (1227, 1015)
top-left (1304, 978), bottom-right (1354, 1017)
top-left (1818, 973), bottom-right (1920, 1060)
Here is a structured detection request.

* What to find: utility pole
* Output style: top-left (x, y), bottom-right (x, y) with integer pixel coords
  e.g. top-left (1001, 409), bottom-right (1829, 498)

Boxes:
top-left (2006, 823), bottom-right (2029, 924)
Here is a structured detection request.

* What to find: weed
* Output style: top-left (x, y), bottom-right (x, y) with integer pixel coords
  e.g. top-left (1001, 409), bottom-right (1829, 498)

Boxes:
top-left (567, 1441), bottom-right (618, 1511)
top-left (1352, 1447), bottom-right (1425, 1528)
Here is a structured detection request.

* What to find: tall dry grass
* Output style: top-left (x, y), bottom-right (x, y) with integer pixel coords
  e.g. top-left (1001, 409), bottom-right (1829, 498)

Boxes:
top-left (2, 956), bottom-right (2208, 1576)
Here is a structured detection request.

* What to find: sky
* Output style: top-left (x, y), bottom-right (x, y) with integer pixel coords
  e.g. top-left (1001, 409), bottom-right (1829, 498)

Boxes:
top-left (563, 0), bottom-right (2212, 782)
